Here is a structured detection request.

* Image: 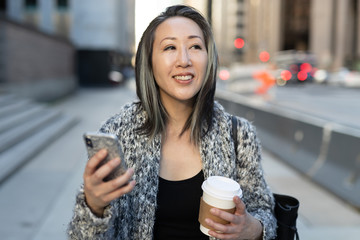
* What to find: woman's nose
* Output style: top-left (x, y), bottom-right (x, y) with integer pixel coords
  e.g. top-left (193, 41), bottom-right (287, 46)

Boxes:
top-left (176, 48), bottom-right (191, 67)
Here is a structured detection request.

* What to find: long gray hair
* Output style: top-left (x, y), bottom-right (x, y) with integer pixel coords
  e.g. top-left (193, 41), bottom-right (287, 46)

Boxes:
top-left (135, 5), bottom-right (218, 144)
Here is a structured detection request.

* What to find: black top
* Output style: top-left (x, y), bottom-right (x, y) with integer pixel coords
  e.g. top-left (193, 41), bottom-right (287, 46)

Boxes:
top-left (153, 171), bottom-right (209, 240)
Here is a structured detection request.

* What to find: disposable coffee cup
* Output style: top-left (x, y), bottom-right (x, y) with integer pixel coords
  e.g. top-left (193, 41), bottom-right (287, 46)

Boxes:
top-left (198, 176), bottom-right (242, 236)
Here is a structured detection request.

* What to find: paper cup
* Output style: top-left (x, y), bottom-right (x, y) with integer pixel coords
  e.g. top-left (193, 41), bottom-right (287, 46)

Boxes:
top-left (198, 176), bottom-right (242, 236)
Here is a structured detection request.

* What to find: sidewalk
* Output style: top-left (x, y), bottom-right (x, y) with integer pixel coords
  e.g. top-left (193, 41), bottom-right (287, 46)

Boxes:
top-left (262, 151), bottom-right (360, 239)
top-left (2, 81), bottom-right (359, 239)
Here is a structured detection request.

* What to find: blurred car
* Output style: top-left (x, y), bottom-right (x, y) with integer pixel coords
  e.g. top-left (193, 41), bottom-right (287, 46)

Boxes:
top-left (272, 50), bottom-right (318, 85)
top-left (327, 68), bottom-right (360, 87)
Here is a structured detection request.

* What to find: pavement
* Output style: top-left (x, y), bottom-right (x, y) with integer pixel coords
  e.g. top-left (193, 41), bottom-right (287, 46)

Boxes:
top-left (0, 80), bottom-right (359, 240)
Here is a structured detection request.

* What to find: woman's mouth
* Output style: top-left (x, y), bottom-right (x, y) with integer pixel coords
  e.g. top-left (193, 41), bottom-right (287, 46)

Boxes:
top-left (173, 74), bottom-right (194, 83)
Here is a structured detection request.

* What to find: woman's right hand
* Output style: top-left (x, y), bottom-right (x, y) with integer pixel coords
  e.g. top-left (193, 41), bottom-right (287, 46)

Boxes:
top-left (83, 149), bottom-right (136, 217)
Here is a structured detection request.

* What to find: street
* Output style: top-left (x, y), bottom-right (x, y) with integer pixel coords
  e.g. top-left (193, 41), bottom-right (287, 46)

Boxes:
top-left (218, 64), bottom-right (360, 131)
top-left (0, 80), bottom-right (359, 240)
top-left (268, 84), bottom-right (360, 130)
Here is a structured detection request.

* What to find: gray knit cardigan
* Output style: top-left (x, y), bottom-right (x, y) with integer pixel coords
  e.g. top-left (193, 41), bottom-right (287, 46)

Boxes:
top-left (68, 101), bottom-right (277, 240)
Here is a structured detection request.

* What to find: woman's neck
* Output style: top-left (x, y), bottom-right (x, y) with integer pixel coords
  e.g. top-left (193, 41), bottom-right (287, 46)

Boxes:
top-left (162, 99), bottom-right (193, 137)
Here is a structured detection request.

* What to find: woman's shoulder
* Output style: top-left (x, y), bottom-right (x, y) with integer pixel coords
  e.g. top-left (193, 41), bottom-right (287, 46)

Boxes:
top-left (99, 102), bottom-right (146, 133)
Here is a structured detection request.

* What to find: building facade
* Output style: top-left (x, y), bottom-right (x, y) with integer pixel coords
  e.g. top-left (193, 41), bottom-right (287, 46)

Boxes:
top-left (210, 0), bottom-right (360, 72)
top-left (0, 0), bottom-right (76, 101)
top-left (1, 0), bottom-right (136, 91)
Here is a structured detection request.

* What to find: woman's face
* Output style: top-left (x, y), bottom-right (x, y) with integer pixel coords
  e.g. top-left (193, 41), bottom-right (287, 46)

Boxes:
top-left (152, 16), bottom-right (208, 106)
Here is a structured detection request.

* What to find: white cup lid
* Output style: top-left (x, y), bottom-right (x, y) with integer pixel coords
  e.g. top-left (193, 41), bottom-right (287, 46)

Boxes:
top-left (202, 176), bottom-right (242, 201)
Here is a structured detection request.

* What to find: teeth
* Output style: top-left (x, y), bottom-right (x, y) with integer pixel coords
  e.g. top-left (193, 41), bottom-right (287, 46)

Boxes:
top-left (174, 75), bottom-right (192, 81)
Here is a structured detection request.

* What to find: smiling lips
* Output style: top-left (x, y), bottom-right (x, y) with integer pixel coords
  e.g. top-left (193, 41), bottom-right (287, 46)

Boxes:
top-left (173, 74), bottom-right (194, 84)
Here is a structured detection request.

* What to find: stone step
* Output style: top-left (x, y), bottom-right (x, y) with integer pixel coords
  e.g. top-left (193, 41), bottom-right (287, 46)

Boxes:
top-left (0, 94), bottom-right (16, 105)
top-left (0, 93), bottom-right (78, 184)
top-left (0, 104), bottom-right (45, 133)
top-left (0, 98), bottom-right (33, 118)
top-left (0, 109), bottom-right (61, 153)
top-left (0, 114), bottom-right (77, 184)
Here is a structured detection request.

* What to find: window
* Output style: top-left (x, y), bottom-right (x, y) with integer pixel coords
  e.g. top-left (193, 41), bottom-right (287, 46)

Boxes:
top-left (57, 0), bottom-right (68, 10)
top-left (25, 0), bottom-right (37, 10)
top-left (0, 0), bottom-right (6, 12)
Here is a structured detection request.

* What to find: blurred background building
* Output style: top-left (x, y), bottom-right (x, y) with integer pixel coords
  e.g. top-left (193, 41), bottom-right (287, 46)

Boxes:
top-left (71, 0), bottom-right (135, 87)
top-left (0, 0), bottom-right (135, 101)
top-left (208, 0), bottom-right (360, 72)
top-left (0, 0), bottom-right (359, 101)
top-left (0, 0), bottom-right (76, 101)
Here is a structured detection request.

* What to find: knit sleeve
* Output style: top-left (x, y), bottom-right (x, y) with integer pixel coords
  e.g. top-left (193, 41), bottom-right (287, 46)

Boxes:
top-left (67, 185), bottom-right (113, 239)
top-left (234, 117), bottom-right (277, 240)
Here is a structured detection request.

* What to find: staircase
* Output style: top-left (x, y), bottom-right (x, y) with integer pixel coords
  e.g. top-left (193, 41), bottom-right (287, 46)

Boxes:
top-left (0, 93), bottom-right (77, 184)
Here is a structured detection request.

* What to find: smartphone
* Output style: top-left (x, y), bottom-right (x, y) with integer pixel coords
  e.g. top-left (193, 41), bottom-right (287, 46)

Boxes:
top-left (83, 132), bottom-right (127, 181)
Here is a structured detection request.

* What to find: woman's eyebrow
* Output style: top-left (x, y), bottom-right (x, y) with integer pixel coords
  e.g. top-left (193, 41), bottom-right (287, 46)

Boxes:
top-left (188, 35), bottom-right (202, 40)
top-left (160, 37), bottom-right (176, 44)
top-left (159, 35), bottom-right (203, 44)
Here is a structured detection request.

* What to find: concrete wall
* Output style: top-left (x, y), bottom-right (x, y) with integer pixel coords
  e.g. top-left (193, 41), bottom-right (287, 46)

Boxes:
top-left (216, 89), bottom-right (360, 209)
top-left (0, 17), bottom-right (76, 101)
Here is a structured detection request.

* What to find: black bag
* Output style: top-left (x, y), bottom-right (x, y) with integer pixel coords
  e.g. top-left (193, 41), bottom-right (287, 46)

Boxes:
top-left (231, 116), bottom-right (300, 240)
top-left (273, 194), bottom-right (299, 240)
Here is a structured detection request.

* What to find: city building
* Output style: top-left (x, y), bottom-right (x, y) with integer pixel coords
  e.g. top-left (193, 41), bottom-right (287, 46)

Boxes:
top-left (210, 0), bottom-right (360, 72)
top-left (0, 0), bottom-right (76, 101)
top-left (1, 0), bottom-right (359, 100)
top-left (0, 0), bottom-right (135, 101)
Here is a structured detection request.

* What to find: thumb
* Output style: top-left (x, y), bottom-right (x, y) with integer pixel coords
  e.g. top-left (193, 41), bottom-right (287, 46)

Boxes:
top-left (233, 196), bottom-right (246, 216)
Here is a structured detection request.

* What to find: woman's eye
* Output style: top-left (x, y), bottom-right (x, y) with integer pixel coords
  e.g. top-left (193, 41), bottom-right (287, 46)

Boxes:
top-left (191, 44), bottom-right (202, 50)
top-left (164, 46), bottom-right (175, 51)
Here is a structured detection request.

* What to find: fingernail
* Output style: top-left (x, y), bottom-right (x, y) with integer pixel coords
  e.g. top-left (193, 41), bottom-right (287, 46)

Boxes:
top-left (210, 208), bottom-right (216, 214)
top-left (99, 149), bottom-right (107, 156)
top-left (112, 158), bottom-right (120, 165)
top-left (127, 168), bottom-right (134, 175)
top-left (131, 180), bottom-right (136, 186)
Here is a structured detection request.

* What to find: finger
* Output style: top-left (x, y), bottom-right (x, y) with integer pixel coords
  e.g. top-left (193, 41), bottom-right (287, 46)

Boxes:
top-left (209, 207), bottom-right (237, 223)
top-left (84, 149), bottom-right (108, 176)
top-left (208, 229), bottom-right (238, 240)
top-left (96, 167), bottom-right (135, 196)
top-left (205, 214), bottom-right (235, 234)
top-left (233, 196), bottom-right (246, 216)
top-left (103, 180), bottom-right (136, 202)
top-left (91, 157), bottom-right (122, 183)
top-left (108, 167), bottom-right (135, 189)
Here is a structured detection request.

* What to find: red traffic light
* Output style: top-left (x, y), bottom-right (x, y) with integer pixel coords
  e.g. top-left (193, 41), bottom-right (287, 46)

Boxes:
top-left (234, 38), bottom-right (245, 49)
top-left (259, 51), bottom-right (270, 62)
top-left (281, 70), bottom-right (292, 81)
top-left (297, 71), bottom-right (308, 81)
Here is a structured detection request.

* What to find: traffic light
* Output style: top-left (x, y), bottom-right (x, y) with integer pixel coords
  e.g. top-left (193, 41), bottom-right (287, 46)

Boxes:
top-left (234, 38), bottom-right (245, 49)
top-left (259, 51), bottom-right (270, 62)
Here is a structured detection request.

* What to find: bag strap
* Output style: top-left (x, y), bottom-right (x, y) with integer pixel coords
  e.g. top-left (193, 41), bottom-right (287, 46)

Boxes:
top-left (277, 221), bottom-right (299, 240)
top-left (231, 115), bottom-right (238, 157)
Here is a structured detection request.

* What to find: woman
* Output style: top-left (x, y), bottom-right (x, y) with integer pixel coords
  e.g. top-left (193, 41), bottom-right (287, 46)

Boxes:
top-left (68, 5), bottom-right (277, 240)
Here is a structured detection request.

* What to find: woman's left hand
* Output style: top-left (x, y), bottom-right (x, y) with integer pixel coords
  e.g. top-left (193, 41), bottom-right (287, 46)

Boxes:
top-left (205, 196), bottom-right (263, 240)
